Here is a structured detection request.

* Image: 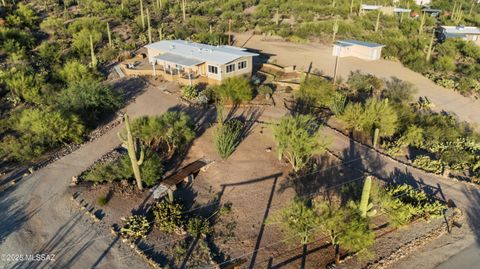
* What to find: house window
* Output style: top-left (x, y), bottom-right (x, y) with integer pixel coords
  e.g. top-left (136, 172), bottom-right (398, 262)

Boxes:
top-left (208, 65), bottom-right (218, 74)
top-left (238, 60), bottom-right (247, 70)
top-left (226, 63), bottom-right (236, 73)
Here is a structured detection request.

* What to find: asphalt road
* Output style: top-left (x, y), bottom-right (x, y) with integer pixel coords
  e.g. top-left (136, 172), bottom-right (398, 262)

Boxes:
top-left (435, 242), bottom-right (480, 269)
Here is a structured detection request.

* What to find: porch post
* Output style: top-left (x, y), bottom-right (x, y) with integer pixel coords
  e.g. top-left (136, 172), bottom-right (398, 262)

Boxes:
top-left (152, 62), bottom-right (156, 76)
top-left (188, 71), bottom-right (192, 86)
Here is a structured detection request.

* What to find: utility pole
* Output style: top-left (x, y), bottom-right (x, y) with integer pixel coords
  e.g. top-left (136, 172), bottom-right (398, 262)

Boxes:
top-left (333, 55), bottom-right (340, 86)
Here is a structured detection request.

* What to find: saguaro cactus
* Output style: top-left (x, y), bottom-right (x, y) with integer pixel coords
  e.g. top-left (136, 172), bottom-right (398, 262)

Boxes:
top-left (419, 11), bottom-right (426, 34)
top-left (332, 16), bottom-right (339, 43)
top-left (89, 34), bottom-right (97, 67)
top-left (359, 176), bottom-right (376, 217)
top-left (374, 10), bottom-right (381, 32)
top-left (118, 114), bottom-right (145, 191)
top-left (140, 0), bottom-right (145, 30)
top-left (147, 8), bottom-right (152, 44)
top-left (107, 22), bottom-right (112, 47)
top-left (426, 28), bottom-right (435, 62)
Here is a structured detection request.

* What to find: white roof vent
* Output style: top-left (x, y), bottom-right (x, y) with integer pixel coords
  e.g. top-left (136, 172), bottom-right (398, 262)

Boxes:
top-left (170, 45), bottom-right (175, 49)
top-left (457, 25), bottom-right (465, 30)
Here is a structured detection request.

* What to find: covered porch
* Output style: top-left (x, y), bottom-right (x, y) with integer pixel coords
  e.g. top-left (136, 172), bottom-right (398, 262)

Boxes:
top-left (152, 53), bottom-right (205, 86)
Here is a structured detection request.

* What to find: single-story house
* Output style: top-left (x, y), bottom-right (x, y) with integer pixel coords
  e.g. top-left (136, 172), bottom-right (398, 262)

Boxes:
top-left (144, 40), bottom-right (259, 84)
top-left (332, 40), bottom-right (385, 61)
top-left (438, 25), bottom-right (480, 45)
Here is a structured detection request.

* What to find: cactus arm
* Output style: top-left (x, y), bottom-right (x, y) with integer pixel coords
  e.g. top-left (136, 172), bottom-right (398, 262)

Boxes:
top-left (137, 143), bottom-right (144, 166)
top-left (359, 176), bottom-right (372, 217)
top-left (117, 132), bottom-right (126, 143)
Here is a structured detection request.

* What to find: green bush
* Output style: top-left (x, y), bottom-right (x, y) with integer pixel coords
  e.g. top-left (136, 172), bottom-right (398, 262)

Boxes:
top-left (97, 195), bottom-right (108, 206)
top-left (120, 215), bottom-right (150, 239)
top-left (215, 76), bottom-right (253, 104)
top-left (412, 155), bottom-right (444, 174)
top-left (258, 85), bottom-right (273, 99)
top-left (84, 153), bottom-right (163, 186)
top-left (153, 201), bottom-right (184, 233)
top-left (214, 119), bottom-right (243, 159)
top-left (187, 217), bottom-right (210, 237)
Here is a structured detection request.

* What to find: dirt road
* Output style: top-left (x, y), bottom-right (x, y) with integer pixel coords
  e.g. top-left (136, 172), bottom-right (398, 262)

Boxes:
top-left (0, 81), bottom-right (180, 269)
top-left (236, 33), bottom-right (480, 131)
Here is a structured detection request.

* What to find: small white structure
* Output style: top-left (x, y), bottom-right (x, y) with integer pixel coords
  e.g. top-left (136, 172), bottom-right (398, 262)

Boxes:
top-left (333, 40), bottom-right (385, 61)
top-left (145, 40), bottom-right (259, 83)
top-left (439, 25), bottom-right (480, 45)
top-left (415, 0), bottom-right (431, 6)
top-left (361, 4), bottom-right (411, 15)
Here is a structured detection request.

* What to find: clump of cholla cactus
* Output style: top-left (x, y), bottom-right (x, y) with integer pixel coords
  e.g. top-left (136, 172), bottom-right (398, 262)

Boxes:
top-left (117, 114), bottom-right (145, 191)
top-left (120, 215), bottom-right (150, 239)
top-left (359, 176), bottom-right (377, 218)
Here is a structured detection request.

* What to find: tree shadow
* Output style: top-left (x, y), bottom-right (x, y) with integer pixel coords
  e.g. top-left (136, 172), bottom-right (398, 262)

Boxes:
top-left (461, 186), bottom-right (480, 245)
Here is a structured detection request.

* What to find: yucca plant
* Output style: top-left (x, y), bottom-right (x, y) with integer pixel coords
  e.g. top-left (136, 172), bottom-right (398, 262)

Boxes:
top-left (214, 119), bottom-right (243, 159)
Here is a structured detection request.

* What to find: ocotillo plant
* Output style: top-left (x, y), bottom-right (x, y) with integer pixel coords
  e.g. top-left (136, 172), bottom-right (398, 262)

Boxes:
top-left (107, 22), bottom-right (112, 47)
top-left (147, 8), bottom-right (152, 44)
top-left (118, 114), bottom-right (145, 191)
top-left (89, 34), bottom-right (97, 67)
top-left (332, 16), bottom-right (339, 43)
top-left (140, 0), bottom-right (145, 30)
top-left (374, 10), bottom-right (381, 32)
top-left (426, 28), bottom-right (435, 62)
top-left (359, 176), bottom-right (377, 217)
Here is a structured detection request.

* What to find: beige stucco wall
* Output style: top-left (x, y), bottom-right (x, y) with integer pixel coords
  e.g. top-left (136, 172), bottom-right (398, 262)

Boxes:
top-left (218, 56), bottom-right (253, 80)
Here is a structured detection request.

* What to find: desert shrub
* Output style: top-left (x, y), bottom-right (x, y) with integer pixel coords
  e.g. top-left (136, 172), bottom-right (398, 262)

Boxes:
top-left (130, 112), bottom-right (195, 154)
top-left (214, 76), bottom-right (253, 104)
top-left (258, 85), bottom-right (273, 99)
top-left (435, 77), bottom-right (457, 89)
top-left (346, 71), bottom-right (384, 98)
top-left (83, 159), bottom-right (131, 183)
top-left (214, 119), bottom-right (243, 159)
top-left (97, 195), bottom-right (108, 206)
top-left (0, 108), bottom-right (85, 162)
top-left (84, 153), bottom-right (163, 186)
top-left (120, 215), bottom-right (150, 239)
top-left (273, 114), bottom-right (330, 172)
top-left (153, 200), bottom-right (184, 233)
top-left (56, 78), bottom-right (122, 127)
top-left (412, 155), bottom-right (444, 174)
top-left (295, 76), bottom-right (336, 112)
top-left (139, 153), bottom-right (164, 187)
top-left (174, 239), bottom-right (212, 267)
top-left (187, 217), bottom-right (210, 237)
top-left (181, 85), bottom-right (199, 100)
top-left (386, 184), bottom-right (447, 220)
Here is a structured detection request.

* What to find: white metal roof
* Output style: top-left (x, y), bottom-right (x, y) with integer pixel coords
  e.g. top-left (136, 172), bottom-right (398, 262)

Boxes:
top-left (440, 26), bottom-right (480, 35)
top-left (145, 40), bottom-right (259, 65)
top-left (336, 40), bottom-right (385, 48)
top-left (154, 53), bottom-right (203, 67)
